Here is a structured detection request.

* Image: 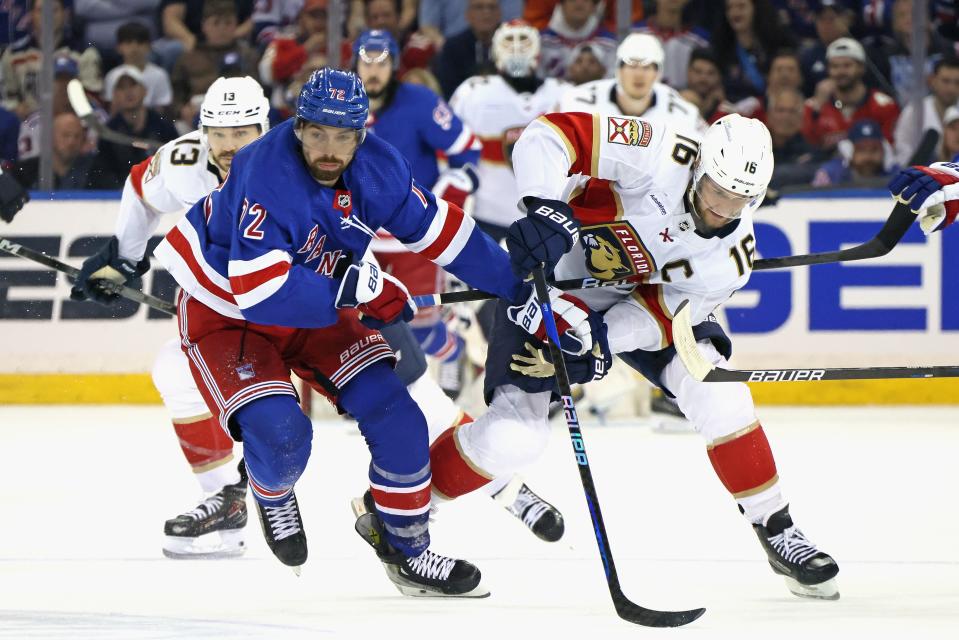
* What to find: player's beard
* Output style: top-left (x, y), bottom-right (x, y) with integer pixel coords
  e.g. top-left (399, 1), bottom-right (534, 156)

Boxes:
top-left (307, 155), bottom-right (347, 182)
top-left (213, 151), bottom-right (235, 172)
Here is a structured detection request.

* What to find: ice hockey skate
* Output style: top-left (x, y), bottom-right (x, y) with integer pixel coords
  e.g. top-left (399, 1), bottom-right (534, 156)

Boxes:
top-left (255, 491), bottom-right (308, 575)
top-left (753, 505), bottom-right (840, 600)
top-left (162, 475), bottom-right (248, 560)
top-left (650, 388), bottom-right (694, 434)
top-left (492, 476), bottom-right (565, 542)
top-left (351, 491), bottom-right (489, 598)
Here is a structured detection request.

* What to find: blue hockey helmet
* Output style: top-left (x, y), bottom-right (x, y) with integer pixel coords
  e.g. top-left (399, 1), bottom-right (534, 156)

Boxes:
top-left (353, 29), bottom-right (400, 68)
top-left (295, 68), bottom-right (369, 131)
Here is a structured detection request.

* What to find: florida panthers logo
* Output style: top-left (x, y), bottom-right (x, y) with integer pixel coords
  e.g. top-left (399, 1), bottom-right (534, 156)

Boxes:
top-left (580, 222), bottom-right (656, 280)
top-left (607, 117), bottom-right (653, 147)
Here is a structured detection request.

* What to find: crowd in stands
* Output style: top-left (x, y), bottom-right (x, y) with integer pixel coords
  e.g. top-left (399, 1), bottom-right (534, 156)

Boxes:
top-left (0, 0), bottom-right (957, 192)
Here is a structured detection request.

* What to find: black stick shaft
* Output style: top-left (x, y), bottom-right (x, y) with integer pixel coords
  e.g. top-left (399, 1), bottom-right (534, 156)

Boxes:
top-left (0, 235), bottom-right (176, 316)
top-left (531, 267), bottom-right (704, 628)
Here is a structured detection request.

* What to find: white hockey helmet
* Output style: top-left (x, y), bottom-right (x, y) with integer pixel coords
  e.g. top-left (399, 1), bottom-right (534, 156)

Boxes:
top-left (616, 33), bottom-right (664, 70)
top-left (688, 114), bottom-right (774, 222)
top-left (491, 20), bottom-right (540, 78)
top-left (200, 76), bottom-right (271, 133)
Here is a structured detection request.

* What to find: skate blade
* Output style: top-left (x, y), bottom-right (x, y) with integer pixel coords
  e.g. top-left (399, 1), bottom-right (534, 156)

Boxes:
top-left (384, 565), bottom-right (490, 598)
top-left (784, 576), bottom-right (840, 601)
top-left (650, 416), bottom-right (695, 435)
top-left (291, 565), bottom-right (302, 577)
top-left (162, 529), bottom-right (246, 560)
top-left (350, 495), bottom-right (369, 519)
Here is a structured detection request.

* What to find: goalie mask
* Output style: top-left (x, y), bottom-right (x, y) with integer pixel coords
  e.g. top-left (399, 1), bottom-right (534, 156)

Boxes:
top-left (688, 114), bottom-right (773, 228)
top-left (491, 20), bottom-right (540, 78)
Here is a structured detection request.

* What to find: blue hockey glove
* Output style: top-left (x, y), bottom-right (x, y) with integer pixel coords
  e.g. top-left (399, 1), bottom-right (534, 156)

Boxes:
top-left (70, 237), bottom-right (151, 305)
top-left (335, 260), bottom-right (416, 328)
top-left (506, 197), bottom-right (580, 278)
top-left (507, 285), bottom-right (596, 356)
top-left (888, 163), bottom-right (959, 233)
top-left (510, 318), bottom-right (612, 386)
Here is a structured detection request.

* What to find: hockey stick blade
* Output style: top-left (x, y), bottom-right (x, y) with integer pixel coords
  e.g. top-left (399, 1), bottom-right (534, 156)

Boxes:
top-left (753, 202), bottom-right (913, 270)
top-left (67, 79), bottom-right (162, 152)
top-left (672, 299), bottom-right (959, 382)
top-left (532, 268), bottom-right (705, 628)
top-left (0, 236), bottom-right (175, 315)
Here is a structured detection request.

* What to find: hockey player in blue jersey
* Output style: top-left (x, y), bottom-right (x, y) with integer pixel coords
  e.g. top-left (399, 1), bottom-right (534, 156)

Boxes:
top-left (355, 29), bottom-right (480, 399)
top-left (354, 29), bottom-right (566, 542)
top-left (151, 68), bottom-right (598, 595)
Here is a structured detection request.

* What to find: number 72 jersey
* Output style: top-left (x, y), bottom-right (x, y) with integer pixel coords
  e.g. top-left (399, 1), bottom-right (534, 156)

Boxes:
top-left (512, 111), bottom-right (757, 350)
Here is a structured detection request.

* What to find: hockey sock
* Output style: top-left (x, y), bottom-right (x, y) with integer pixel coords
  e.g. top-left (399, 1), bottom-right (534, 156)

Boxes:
top-left (232, 394), bottom-right (312, 506)
top-left (430, 416), bottom-right (495, 500)
top-left (341, 362), bottom-right (432, 557)
top-left (172, 414), bottom-right (237, 491)
top-left (411, 320), bottom-right (463, 363)
top-left (706, 421), bottom-right (784, 523)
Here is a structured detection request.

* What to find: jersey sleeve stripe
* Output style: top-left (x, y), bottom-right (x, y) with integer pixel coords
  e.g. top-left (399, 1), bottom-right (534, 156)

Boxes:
top-left (538, 112), bottom-right (601, 177)
top-left (128, 155), bottom-right (152, 199)
top-left (406, 199), bottom-right (473, 265)
top-left (445, 128), bottom-right (481, 156)
top-left (228, 251), bottom-right (292, 307)
top-left (478, 135), bottom-right (508, 164)
top-left (162, 219), bottom-right (234, 298)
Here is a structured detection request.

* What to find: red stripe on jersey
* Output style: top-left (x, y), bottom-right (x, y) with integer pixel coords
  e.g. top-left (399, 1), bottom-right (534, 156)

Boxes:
top-left (418, 202), bottom-right (465, 261)
top-left (539, 112), bottom-right (596, 176)
top-left (128, 155), bottom-right (152, 199)
top-left (165, 225), bottom-right (235, 303)
top-left (707, 423), bottom-right (778, 497)
top-left (229, 261), bottom-right (290, 296)
top-left (370, 484), bottom-right (432, 511)
top-left (411, 184), bottom-right (428, 207)
top-left (479, 136), bottom-right (507, 163)
top-left (570, 178), bottom-right (621, 225)
top-left (634, 283), bottom-right (673, 345)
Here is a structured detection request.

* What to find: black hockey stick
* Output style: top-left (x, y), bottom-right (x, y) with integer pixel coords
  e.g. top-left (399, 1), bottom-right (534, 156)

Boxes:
top-left (671, 299), bottom-right (959, 382)
top-left (414, 202), bottom-right (915, 307)
top-left (531, 267), bottom-right (705, 628)
top-left (0, 235), bottom-right (176, 315)
top-left (67, 79), bottom-right (163, 152)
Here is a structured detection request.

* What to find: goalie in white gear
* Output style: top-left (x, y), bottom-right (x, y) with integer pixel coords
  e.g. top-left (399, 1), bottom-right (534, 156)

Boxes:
top-left (449, 20), bottom-right (569, 238)
top-left (442, 111), bottom-right (840, 601)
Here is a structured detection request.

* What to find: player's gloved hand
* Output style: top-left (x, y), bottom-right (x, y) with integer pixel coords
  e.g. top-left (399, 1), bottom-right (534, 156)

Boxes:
top-left (506, 197), bottom-right (580, 278)
top-left (507, 285), bottom-right (596, 356)
top-left (510, 327), bottom-right (612, 386)
top-left (432, 165), bottom-right (478, 211)
top-left (69, 236), bottom-right (151, 305)
top-left (888, 163), bottom-right (959, 234)
top-left (335, 260), bottom-right (416, 328)
top-left (0, 168), bottom-right (29, 223)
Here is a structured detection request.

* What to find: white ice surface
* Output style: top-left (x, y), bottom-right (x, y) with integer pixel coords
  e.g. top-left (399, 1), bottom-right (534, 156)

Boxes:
top-left (1, 405), bottom-right (957, 639)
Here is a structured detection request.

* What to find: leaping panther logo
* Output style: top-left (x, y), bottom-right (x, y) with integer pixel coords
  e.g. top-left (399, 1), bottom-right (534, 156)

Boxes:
top-left (580, 222), bottom-right (656, 280)
top-left (583, 232), bottom-right (632, 280)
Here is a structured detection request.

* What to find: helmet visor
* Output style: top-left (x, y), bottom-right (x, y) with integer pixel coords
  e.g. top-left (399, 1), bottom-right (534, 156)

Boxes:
top-left (694, 174), bottom-right (754, 221)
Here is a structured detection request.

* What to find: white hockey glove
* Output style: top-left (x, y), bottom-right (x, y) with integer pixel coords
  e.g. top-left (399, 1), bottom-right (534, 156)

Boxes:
top-left (432, 165), bottom-right (478, 213)
top-left (506, 285), bottom-right (597, 356)
top-left (336, 260), bottom-right (417, 328)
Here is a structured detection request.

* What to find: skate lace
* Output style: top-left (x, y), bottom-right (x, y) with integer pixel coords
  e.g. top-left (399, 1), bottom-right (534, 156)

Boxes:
top-left (769, 526), bottom-right (820, 566)
top-left (407, 549), bottom-right (456, 581)
top-left (508, 486), bottom-right (551, 530)
top-left (185, 494), bottom-right (224, 521)
top-left (264, 497), bottom-right (301, 541)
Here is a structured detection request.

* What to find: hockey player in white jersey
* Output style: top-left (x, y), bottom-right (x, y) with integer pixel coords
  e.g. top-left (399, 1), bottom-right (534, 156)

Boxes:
top-left (440, 111), bottom-right (841, 601)
top-left (69, 76), bottom-right (270, 558)
top-left (449, 20), bottom-right (569, 239)
top-left (558, 32), bottom-right (704, 427)
top-left (559, 33), bottom-right (704, 134)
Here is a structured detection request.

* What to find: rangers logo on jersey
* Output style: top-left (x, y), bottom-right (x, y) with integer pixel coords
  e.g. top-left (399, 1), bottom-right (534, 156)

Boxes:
top-left (607, 117), bottom-right (653, 147)
top-left (581, 222), bottom-right (656, 280)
